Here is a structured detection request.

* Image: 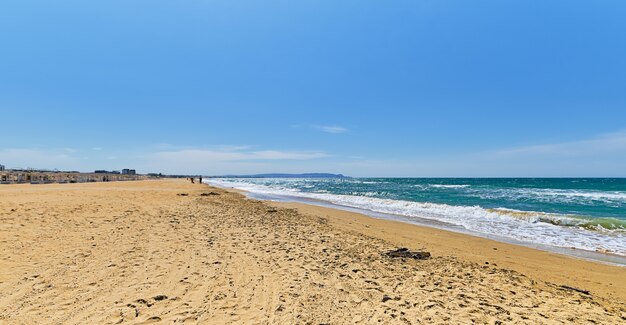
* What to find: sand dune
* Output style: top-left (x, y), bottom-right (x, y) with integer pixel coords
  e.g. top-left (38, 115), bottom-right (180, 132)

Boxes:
top-left (0, 180), bottom-right (624, 324)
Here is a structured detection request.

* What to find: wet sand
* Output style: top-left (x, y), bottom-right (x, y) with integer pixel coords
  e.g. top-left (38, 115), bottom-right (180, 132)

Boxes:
top-left (0, 180), bottom-right (624, 324)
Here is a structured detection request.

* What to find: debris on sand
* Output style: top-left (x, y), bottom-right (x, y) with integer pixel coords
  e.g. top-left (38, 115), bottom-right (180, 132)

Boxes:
top-left (560, 285), bottom-right (591, 295)
top-left (153, 295), bottom-right (168, 301)
top-left (383, 248), bottom-right (431, 260)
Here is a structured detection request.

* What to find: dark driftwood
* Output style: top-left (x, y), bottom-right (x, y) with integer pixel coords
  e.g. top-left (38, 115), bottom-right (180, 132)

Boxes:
top-left (383, 248), bottom-right (431, 260)
top-left (560, 285), bottom-right (591, 295)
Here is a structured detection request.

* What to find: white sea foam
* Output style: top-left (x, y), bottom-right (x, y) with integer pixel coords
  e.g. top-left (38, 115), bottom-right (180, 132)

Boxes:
top-left (208, 179), bottom-right (626, 256)
top-left (429, 184), bottom-right (470, 189)
top-left (532, 189), bottom-right (626, 201)
top-left (469, 187), bottom-right (626, 206)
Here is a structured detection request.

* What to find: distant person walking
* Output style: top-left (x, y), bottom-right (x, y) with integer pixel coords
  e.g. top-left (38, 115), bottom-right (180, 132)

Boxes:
top-left (190, 177), bottom-right (195, 184)
top-left (199, 177), bottom-right (203, 184)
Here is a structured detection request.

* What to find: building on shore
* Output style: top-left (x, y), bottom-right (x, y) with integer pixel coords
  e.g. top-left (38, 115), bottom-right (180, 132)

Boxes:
top-left (0, 171), bottom-right (151, 184)
top-left (122, 169), bottom-right (136, 175)
top-left (95, 170), bottom-right (121, 174)
top-left (0, 164), bottom-right (5, 171)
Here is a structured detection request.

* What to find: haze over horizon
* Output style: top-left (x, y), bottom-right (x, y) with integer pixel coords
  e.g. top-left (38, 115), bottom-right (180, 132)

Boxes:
top-left (1, 1), bottom-right (625, 177)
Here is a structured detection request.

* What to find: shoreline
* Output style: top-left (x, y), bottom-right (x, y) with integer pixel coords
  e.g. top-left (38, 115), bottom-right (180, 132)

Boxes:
top-left (1, 180), bottom-right (624, 323)
top-left (214, 184), bottom-right (626, 302)
top-left (210, 182), bottom-right (626, 266)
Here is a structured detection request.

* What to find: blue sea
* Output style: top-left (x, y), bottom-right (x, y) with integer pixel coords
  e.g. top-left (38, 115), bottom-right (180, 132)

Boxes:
top-left (208, 178), bottom-right (626, 259)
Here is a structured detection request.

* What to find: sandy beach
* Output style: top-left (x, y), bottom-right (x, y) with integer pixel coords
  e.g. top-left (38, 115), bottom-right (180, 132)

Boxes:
top-left (1, 180), bottom-right (624, 324)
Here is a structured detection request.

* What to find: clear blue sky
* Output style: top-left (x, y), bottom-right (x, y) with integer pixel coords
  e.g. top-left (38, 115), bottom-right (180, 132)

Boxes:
top-left (1, 1), bottom-right (625, 176)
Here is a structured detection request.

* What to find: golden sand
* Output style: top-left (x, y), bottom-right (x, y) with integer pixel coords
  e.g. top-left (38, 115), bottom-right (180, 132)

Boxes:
top-left (0, 180), bottom-right (624, 324)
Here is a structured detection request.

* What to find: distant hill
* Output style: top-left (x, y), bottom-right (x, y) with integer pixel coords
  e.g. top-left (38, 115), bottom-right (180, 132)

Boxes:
top-left (210, 173), bottom-right (348, 179)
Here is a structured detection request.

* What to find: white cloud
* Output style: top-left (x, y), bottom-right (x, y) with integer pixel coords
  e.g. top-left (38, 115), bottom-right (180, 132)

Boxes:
top-left (313, 125), bottom-right (349, 134)
top-left (152, 149), bottom-right (329, 162)
top-left (494, 130), bottom-right (626, 157)
top-left (247, 150), bottom-right (329, 160)
top-left (0, 148), bottom-right (80, 170)
top-left (92, 147), bottom-right (103, 151)
top-left (408, 131), bottom-right (626, 177)
top-left (3, 131), bottom-right (624, 177)
top-left (324, 131), bottom-right (626, 177)
top-left (0, 146), bottom-right (332, 175)
top-left (139, 148), bottom-right (331, 175)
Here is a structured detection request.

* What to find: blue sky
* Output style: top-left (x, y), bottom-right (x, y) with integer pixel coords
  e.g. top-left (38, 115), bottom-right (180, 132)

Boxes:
top-left (1, 1), bottom-right (625, 176)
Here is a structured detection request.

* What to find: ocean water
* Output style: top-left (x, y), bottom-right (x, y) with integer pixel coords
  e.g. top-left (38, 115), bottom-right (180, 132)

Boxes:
top-left (207, 178), bottom-right (626, 258)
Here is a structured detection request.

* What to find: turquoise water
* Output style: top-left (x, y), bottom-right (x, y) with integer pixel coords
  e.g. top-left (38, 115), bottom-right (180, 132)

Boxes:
top-left (210, 178), bottom-right (626, 257)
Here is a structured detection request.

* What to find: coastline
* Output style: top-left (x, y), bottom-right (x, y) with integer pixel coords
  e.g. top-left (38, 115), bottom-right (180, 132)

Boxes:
top-left (212, 181), bottom-right (626, 266)
top-left (272, 202), bottom-right (626, 300)
top-left (215, 184), bottom-right (626, 302)
top-left (1, 180), bottom-right (624, 323)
